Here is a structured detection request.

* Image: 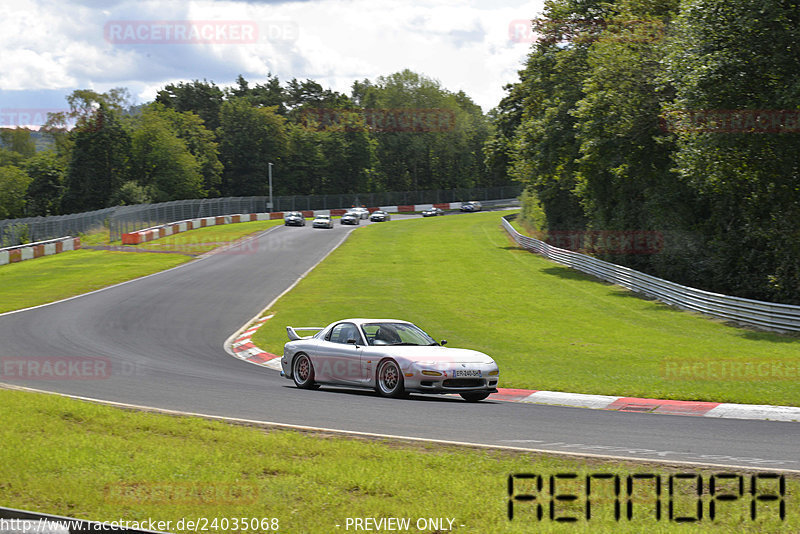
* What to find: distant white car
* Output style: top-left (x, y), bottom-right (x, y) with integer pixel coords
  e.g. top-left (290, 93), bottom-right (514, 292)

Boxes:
top-left (312, 215), bottom-right (333, 228)
top-left (460, 201), bottom-right (482, 212)
top-left (349, 207), bottom-right (370, 219)
top-left (280, 318), bottom-right (499, 402)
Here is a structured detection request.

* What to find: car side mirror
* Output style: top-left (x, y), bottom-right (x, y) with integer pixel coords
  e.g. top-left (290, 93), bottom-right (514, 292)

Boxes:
top-left (347, 338), bottom-right (358, 345)
top-left (440, 340), bottom-right (447, 346)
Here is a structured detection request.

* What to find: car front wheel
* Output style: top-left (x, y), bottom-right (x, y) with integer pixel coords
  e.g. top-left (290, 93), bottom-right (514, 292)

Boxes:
top-left (460, 391), bottom-right (491, 402)
top-left (376, 359), bottom-right (405, 398)
top-left (292, 354), bottom-right (319, 389)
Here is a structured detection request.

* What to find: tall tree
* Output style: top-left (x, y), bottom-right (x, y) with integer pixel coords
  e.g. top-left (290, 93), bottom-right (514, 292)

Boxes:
top-left (156, 80), bottom-right (225, 132)
top-left (0, 128), bottom-right (36, 157)
top-left (145, 103), bottom-right (223, 197)
top-left (228, 74), bottom-right (287, 114)
top-left (129, 109), bottom-right (205, 202)
top-left (664, 0), bottom-right (800, 302)
top-left (61, 104), bottom-right (131, 213)
top-left (23, 151), bottom-right (65, 216)
top-left (217, 98), bottom-right (288, 196)
top-left (571, 0), bottom-right (682, 271)
top-left (0, 165), bottom-right (32, 219)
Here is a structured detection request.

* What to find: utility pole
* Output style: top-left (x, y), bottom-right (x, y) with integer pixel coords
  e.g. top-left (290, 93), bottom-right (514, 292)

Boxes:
top-left (268, 162), bottom-right (274, 212)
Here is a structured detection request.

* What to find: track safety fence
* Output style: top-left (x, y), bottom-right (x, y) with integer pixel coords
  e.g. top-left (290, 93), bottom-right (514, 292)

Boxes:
top-left (0, 185), bottom-right (522, 246)
top-left (502, 215), bottom-right (800, 333)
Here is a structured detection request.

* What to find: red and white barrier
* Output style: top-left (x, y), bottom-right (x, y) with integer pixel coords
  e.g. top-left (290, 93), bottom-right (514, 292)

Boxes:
top-left (0, 236), bottom-right (81, 266)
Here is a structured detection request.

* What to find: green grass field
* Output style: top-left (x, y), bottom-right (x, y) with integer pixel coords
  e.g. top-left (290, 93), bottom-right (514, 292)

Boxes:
top-left (0, 220), bottom-right (282, 314)
top-left (0, 387), bottom-right (794, 534)
top-left (0, 249), bottom-right (189, 314)
top-left (253, 211), bottom-right (800, 406)
top-left (136, 219), bottom-right (283, 254)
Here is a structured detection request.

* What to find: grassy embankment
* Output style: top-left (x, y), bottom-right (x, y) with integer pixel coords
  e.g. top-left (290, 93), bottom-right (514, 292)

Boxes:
top-left (0, 387), bottom-right (794, 534)
top-left (253, 211), bottom-right (800, 406)
top-left (0, 220), bottom-right (282, 314)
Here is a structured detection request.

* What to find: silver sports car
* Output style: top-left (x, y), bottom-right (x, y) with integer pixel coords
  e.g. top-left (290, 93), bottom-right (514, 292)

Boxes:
top-left (280, 319), bottom-right (499, 401)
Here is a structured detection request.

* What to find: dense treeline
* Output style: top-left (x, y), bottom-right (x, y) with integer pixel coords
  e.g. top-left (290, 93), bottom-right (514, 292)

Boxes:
top-left (489, 0), bottom-right (800, 304)
top-left (0, 70), bottom-right (504, 219)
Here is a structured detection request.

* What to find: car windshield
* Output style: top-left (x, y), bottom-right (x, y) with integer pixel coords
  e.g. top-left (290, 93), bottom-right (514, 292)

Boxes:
top-left (362, 323), bottom-right (437, 346)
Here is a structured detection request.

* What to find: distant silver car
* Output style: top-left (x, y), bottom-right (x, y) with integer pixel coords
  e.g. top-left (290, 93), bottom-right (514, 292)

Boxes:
top-left (283, 211), bottom-right (306, 226)
top-left (340, 211), bottom-right (360, 225)
top-left (312, 214), bottom-right (334, 228)
top-left (369, 210), bottom-right (391, 222)
top-left (349, 207), bottom-right (370, 219)
top-left (280, 319), bottom-right (499, 402)
top-left (460, 201), bottom-right (482, 212)
top-left (422, 207), bottom-right (444, 217)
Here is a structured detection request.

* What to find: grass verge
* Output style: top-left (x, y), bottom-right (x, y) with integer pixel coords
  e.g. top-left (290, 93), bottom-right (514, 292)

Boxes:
top-left (0, 220), bottom-right (282, 314)
top-left (252, 211), bottom-right (800, 406)
top-left (0, 387), bottom-right (794, 533)
top-left (0, 250), bottom-right (189, 314)
top-left (136, 220), bottom-right (282, 255)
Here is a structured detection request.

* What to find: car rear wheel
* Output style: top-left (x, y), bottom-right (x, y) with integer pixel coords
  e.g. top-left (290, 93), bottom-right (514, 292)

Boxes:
top-left (460, 391), bottom-right (490, 402)
top-left (292, 354), bottom-right (319, 389)
top-left (376, 359), bottom-right (405, 398)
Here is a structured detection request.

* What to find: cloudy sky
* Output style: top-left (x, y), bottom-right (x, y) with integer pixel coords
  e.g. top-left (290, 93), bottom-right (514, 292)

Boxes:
top-left (0, 0), bottom-right (545, 127)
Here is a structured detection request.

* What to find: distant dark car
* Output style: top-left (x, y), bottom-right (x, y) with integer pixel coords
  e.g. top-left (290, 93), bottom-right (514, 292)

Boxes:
top-left (341, 211), bottom-right (360, 225)
top-left (370, 210), bottom-right (391, 222)
top-left (312, 215), bottom-right (334, 229)
top-left (284, 211), bottom-right (306, 226)
top-left (460, 201), bottom-right (482, 212)
top-left (421, 207), bottom-right (444, 217)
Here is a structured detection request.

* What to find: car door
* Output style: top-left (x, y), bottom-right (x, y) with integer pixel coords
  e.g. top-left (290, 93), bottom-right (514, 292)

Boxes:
top-left (317, 322), bottom-right (363, 384)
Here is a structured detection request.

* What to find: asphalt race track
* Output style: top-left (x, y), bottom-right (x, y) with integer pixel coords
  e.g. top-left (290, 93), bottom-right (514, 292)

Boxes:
top-left (1, 218), bottom-right (798, 472)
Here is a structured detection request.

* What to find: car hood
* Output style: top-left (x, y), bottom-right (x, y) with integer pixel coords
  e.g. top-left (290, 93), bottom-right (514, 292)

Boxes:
top-left (366, 345), bottom-right (494, 364)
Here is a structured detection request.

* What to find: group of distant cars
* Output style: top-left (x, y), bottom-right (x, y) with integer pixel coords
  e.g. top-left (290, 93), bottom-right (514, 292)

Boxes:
top-left (284, 201), bottom-right (482, 228)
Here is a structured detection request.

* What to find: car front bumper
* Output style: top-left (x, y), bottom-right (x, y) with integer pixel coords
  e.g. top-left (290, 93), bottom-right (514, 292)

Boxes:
top-left (402, 362), bottom-right (499, 394)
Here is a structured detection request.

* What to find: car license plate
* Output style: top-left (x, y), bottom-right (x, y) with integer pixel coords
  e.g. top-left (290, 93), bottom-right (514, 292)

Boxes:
top-left (454, 369), bottom-right (481, 378)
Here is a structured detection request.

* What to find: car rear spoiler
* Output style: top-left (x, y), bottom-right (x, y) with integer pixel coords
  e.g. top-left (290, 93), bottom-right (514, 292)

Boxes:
top-left (286, 326), bottom-right (323, 341)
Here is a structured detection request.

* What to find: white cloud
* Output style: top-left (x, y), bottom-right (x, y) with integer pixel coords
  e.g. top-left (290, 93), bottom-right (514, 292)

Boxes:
top-left (0, 0), bottom-right (545, 117)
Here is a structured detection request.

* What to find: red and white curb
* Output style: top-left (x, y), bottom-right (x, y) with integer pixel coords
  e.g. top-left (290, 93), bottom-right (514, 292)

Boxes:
top-left (229, 315), bottom-right (283, 371)
top-left (230, 317), bottom-right (800, 423)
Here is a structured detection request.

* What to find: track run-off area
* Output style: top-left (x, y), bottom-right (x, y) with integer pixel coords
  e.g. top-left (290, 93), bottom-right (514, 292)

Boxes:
top-left (1, 213), bottom-right (798, 472)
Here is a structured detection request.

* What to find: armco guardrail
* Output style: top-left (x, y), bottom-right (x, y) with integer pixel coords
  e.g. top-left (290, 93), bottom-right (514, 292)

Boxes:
top-left (502, 215), bottom-right (800, 333)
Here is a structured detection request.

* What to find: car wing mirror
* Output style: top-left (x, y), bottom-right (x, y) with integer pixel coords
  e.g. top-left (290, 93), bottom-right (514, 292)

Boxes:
top-left (440, 339), bottom-right (447, 346)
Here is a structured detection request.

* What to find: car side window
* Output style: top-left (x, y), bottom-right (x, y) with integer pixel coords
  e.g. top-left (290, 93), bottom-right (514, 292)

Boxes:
top-left (327, 323), bottom-right (362, 345)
